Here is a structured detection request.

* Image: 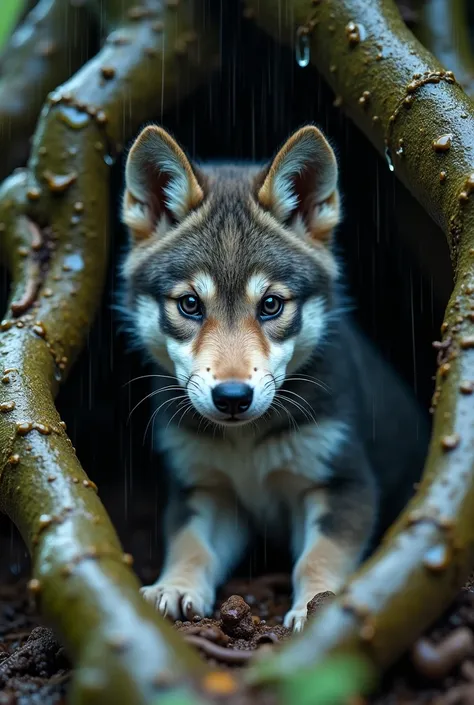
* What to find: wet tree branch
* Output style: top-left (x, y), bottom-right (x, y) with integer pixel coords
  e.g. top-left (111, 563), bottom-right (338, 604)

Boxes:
top-left (0, 1), bottom-right (220, 702)
top-left (245, 0), bottom-right (474, 685)
top-left (0, 0), bottom-right (96, 180)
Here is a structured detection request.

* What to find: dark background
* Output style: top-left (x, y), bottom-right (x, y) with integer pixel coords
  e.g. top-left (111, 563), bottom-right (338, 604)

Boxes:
top-left (0, 5), bottom-right (453, 583)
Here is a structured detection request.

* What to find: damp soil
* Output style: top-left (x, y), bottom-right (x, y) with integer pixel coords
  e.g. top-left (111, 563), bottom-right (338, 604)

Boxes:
top-left (3, 534), bottom-right (474, 705)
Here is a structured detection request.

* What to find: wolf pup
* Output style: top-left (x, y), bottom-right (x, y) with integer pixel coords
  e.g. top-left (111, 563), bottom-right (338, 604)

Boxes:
top-left (120, 123), bottom-right (428, 631)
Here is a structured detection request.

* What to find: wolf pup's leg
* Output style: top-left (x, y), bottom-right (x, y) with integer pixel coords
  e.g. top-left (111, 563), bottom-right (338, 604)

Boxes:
top-left (141, 485), bottom-right (248, 620)
top-left (285, 466), bottom-right (376, 632)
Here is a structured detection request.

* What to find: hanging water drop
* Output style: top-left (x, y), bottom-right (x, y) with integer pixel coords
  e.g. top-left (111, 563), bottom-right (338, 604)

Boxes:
top-left (396, 138), bottom-right (405, 157)
top-left (385, 146), bottom-right (395, 172)
top-left (295, 28), bottom-right (310, 68)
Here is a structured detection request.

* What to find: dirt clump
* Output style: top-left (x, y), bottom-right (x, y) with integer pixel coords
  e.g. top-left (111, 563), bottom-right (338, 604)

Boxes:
top-left (175, 585), bottom-right (292, 667)
top-left (307, 590), bottom-right (335, 617)
top-left (0, 626), bottom-right (68, 686)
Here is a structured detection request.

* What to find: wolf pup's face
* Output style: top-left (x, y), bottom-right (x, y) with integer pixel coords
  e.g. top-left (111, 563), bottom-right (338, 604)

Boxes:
top-left (121, 125), bottom-right (341, 426)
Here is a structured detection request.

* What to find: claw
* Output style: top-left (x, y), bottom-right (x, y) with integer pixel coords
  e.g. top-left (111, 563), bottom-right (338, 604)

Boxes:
top-left (182, 598), bottom-right (195, 620)
top-left (139, 581), bottom-right (213, 621)
top-left (284, 607), bottom-right (308, 632)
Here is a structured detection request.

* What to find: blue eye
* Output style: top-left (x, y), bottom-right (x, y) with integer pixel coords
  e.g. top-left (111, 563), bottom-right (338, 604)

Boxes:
top-left (178, 295), bottom-right (202, 318)
top-left (259, 296), bottom-right (284, 319)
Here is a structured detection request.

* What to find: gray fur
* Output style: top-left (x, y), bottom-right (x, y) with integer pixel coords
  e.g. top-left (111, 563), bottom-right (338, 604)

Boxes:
top-left (119, 126), bottom-right (429, 626)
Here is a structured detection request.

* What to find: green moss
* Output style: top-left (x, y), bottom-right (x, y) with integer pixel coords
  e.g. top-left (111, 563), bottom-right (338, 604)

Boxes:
top-left (278, 654), bottom-right (374, 705)
top-left (0, 0), bottom-right (25, 52)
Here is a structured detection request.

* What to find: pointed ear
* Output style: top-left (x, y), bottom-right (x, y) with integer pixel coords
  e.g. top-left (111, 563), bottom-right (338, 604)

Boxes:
top-left (122, 125), bottom-right (204, 242)
top-left (256, 125), bottom-right (340, 243)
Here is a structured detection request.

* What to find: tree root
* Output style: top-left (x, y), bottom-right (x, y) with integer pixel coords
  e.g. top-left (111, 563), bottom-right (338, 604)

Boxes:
top-left (244, 0), bottom-right (474, 685)
top-left (0, 1), bottom-right (220, 702)
top-left (0, 0), bottom-right (96, 180)
top-left (184, 635), bottom-right (258, 664)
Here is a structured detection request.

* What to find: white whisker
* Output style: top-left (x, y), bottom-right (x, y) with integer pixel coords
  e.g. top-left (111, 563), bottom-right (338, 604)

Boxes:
top-left (143, 394), bottom-right (187, 442)
top-left (168, 402), bottom-right (194, 430)
top-left (127, 385), bottom-right (184, 423)
top-left (124, 373), bottom-right (180, 387)
top-left (271, 398), bottom-right (300, 433)
top-left (277, 392), bottom-right (317, 425)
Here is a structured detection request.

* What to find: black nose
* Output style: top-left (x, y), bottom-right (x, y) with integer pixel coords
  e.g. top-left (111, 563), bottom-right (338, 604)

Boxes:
top-left (212, 382), bottom-right (254, 416)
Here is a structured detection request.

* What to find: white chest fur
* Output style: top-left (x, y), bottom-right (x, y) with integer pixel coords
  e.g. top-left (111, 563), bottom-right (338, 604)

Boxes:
top-left (158, 419), bottom-right (348, 523)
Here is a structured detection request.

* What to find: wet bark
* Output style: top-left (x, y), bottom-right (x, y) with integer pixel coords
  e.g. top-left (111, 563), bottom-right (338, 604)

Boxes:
top-left (243, 0), bottom-right (474, 685)
top-left (0, 0), bottom-right (96, 180)
top-left (0, 1), bottom-right (219, 702)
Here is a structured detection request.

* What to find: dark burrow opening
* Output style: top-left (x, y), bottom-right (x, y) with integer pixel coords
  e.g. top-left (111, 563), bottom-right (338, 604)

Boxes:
top-left (0, 5), bottom-right (459, 703)
top-left (47, 4), bottom-right (449, 579)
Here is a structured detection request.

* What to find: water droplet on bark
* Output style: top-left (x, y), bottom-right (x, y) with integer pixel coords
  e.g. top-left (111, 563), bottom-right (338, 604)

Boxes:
top-left (43, 170), bottom-right (77, 193)
top-left (441, 433), bottom-right (460, 450)
top-left (295, 29), bottom-right (310, 68)
top-left (385, 147), bottom-right (395, 172)
top-left (433, 134), bottom-right (453, 152)
top-left (58, 106), bottom-right (90, 130)
top-left (423, 544), bottom-right (451, 572)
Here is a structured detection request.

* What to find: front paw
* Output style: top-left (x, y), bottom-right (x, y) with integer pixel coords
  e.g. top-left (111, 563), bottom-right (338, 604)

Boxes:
top-left (140, 581), bottom-right (214, 621)
top-left (283, 607), bottom-right (308, 633)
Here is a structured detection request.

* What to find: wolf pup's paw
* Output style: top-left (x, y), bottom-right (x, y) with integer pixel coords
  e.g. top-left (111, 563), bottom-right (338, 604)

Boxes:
top-left (140, 581), bottom-right (214, 621)
top-left (283, 606), bottom-right (309, 633)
